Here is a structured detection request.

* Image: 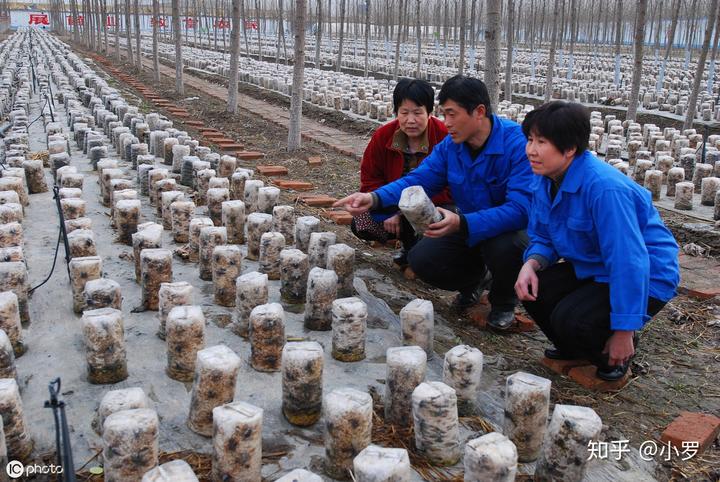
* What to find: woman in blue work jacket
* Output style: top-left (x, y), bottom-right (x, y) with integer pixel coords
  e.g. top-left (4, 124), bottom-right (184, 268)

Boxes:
top-left (514, 101), bottom-right (680, 381)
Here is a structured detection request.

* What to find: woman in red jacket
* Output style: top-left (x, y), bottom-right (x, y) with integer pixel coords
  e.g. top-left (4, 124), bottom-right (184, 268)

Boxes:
top-left (351, 78), bottom-right (451, 267)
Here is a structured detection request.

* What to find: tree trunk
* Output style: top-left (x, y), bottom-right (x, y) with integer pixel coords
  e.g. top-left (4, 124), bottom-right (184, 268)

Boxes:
top-left (172, 0), bottom-right (184, 94)
top-left (626, 0), bottom-right (648, 122)
top-left (241, 0), bottom-right (250, 56)
top-left (102, 0), bottom-right (108, 53)
top-left (71, 0), bottom-right (80, 43)
top-left (393, 0), bottom-right (404, 79)
top-left (114, 0), bottom-right (120, 60)
top-left (314, 0), bottom-right (322, 67)
top-left (228, 0), bottom-right (241, 112)
top-left (654, 0), bottom-right (663, 51)
top-left (152, 0), bottom-right (160, 81)
top-left (663, 0), bottom-right (680, 59)
top-left (124, 0), bottom-right (133, 62)
top-left (415, 0), bottom-right (421, 78)
top-left (457, 0), bottom-right (467, 74)
top-left (504, 0), bottom-right (514, 100)
top-left (544, 0), bottom-right (560, 101)
top-left (255, 0), bottom-right (261, 59)
top-left (484, 0), bottom-right (501, 108)
top-left (364, 0), bottom-right (370, 77)
top-left (134, 0), bottom-right (141, 70)
top-left (684, 0), bottom-right (718, 129)
top-left (336, 0), bottom-right (345, 71)
top-left (288, 0), bottom-right (307, 151)
top-left (568, 0), bottom-right (576, 56)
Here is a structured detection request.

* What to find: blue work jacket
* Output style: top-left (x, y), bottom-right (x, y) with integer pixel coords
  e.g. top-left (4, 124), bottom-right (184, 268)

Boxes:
top-left (524, 150), bottom-right (680, 331)
top-left (374, 114), bottom-right (533, 246)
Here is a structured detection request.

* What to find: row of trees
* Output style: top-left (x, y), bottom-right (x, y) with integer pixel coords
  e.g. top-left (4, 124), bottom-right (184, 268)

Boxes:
top-left (50, 0), bottom-right (720, 147)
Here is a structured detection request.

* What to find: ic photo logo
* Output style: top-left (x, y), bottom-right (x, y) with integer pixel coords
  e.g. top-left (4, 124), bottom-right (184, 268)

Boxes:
top-left (6, 460), bottom-right (64, 478)
top-left (6, 460), bottom-right (24, 479)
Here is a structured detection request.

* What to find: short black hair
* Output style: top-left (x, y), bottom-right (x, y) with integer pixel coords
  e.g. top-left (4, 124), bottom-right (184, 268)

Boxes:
top-left (393, 78), bottom-right (435, 114)
top-left (438, 75), bottom-right (493, 116)
top-left (522, 101), bottom-right (590, 154)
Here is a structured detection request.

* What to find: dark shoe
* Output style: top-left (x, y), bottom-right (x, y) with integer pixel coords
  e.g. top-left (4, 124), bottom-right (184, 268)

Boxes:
top-left (453, 269), bottom-right (492, 312)
top-left (453, 285), bottom-right (482, 312)
top-left (544, 347), bottom-right (577, 360)
top-left (487, 308), bottom-right (516, 330)
top-left (392, 249), bottom-right (408, 268)
top-left (596, 363), bottom-right (629, 381)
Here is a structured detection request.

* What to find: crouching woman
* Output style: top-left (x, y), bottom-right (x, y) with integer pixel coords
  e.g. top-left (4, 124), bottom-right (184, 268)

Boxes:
top-left (514, 101), bottom-right (680, 381)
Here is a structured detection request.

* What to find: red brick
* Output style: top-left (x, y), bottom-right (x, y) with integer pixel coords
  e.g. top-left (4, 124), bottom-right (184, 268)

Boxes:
top-left (308, 155), bottom-right (324, 165)
top-left (256, 165), bottom-right (288, 176)
top-left (514, 314), bottom-right (537, 332)
top-left (184, 120), bottom-right (204, 127)
top-left (661, 411), bottom-right (720, 454)
top-left (540, 357), bottom-right (593, 375)
top-left (236, 151), bottom-right (265, 160)
top-left (273, 179), bottom-right (314, 191)
top-left (567, 365), bottom-right (632, 391)
top-left (323, 210), bottom-right (353, 225)
top-left (299, 195), bottom-right (337, 207)
top-left (199, 128), bottom-right (222, 134)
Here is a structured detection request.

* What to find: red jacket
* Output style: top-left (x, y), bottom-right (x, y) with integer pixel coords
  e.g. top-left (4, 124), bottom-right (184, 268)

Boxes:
top-left (359, 116), bottom-right (452, 205)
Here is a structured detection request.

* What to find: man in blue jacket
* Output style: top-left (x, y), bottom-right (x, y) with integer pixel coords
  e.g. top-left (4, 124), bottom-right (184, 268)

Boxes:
top-left (335, 76), bottom-right (534, 329)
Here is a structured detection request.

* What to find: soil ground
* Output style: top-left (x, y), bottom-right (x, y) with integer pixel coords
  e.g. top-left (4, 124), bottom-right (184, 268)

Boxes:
top-left (32, 42), bottom-right (720, 481)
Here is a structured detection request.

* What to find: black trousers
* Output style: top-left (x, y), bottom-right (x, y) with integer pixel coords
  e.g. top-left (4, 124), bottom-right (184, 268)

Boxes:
top-left (522, 262), bottom-right (667, 364)
top-left (407, 230), bottom-right (528, 308)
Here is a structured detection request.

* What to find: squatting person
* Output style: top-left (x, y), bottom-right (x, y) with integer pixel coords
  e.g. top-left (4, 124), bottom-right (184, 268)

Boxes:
top-left (336, 75), bottom-right (533, 329)
top-left (514, 101), bottom-right (680, 381)
top-left (350, 78), bottom-right (452, 268)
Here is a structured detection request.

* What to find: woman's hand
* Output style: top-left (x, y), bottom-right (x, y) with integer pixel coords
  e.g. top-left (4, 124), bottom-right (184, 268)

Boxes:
top-left (603, 330), bottom-right (635, 366)
top-left (514, 260), bottom-right (541, 301)
top-left (383, 214), bottom-right (402, 238)
top-left (424, 207), bottom-right (459, 238)
top-left (333, 192), bottom-right (374, 216)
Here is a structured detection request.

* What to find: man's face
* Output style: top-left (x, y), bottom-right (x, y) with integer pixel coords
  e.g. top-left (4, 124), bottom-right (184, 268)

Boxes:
top-left (440, 99), bottom-right (484, 144)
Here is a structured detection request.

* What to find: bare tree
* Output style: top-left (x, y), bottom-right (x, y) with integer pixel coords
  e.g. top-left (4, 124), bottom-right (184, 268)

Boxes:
top-left (336, 0), bottom-right (346, 71)
top-left (364, 0), bottom-right (371, 77)
top-left (228, 0), bottom-right (241, 112)
top-left (152, 0), bottom-right (160, 81)
top-left (114, 0), bottom-right (120, 61)
top-left (241, 0), bottom-right (250, 56)
top-left (415, 0), bottom-right (421, 78)
top-left (172, 0), bottom-right (184, 94)
top-left (626, 0), bottom-right (648, 122)
top-left (124, 0), bottom-right (133, 62)
top-left (664, 0), bottom-right (680, 60)
top-left (612, 0), bottom-right (622, 85)
top-left (134, 0), bottom-right (141, 70)
top-left (544, 0), bottom-right (560, 101)
top-left (484, 0), bottom-right (501, 107)
top-left (684, 0), bottom-right (718, 129)
top-left (314, 0), bottom-right (322, 67)
top-left (504, 0), bottom-right (514, 100)
top-left (458, 0), bottom-right (467, 74)
top-left (393, 0), bottom-right (405, 79)
top-left (288, 0), bottom-right (307, 151)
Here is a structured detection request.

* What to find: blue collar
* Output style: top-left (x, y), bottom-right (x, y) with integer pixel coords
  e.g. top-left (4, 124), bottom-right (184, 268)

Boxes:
top-left (556, 150), bottom-right (590, 194)
top-left (456, 114), bottom-right (504, 158)
top-left (483, 114), bottom-right (505, 155)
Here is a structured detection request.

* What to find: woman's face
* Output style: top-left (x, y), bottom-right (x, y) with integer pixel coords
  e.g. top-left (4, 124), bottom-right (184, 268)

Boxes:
top-left (396, 99), bottom-right (429, 140)
top-left (526, 130), bottom-right (576, 179)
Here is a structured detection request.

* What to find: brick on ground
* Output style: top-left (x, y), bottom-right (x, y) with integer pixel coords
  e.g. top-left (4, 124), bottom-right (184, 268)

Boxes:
top-left (307, 155), bottom-right (323, 166)
top-left (236, 151), bottom-right (266, 161)
top-left (256, 165), bottom-right (288, 176)
top-left (540, 357), bottom-right (594, 375)
top-left (323, 210), bottom-right (353, 225)
top-left (661, 411), bottom-right (720, 454)
top-left (273, 179), bottom-right (314, 191)
top-left (567, 365), bottom-right (631, 391)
